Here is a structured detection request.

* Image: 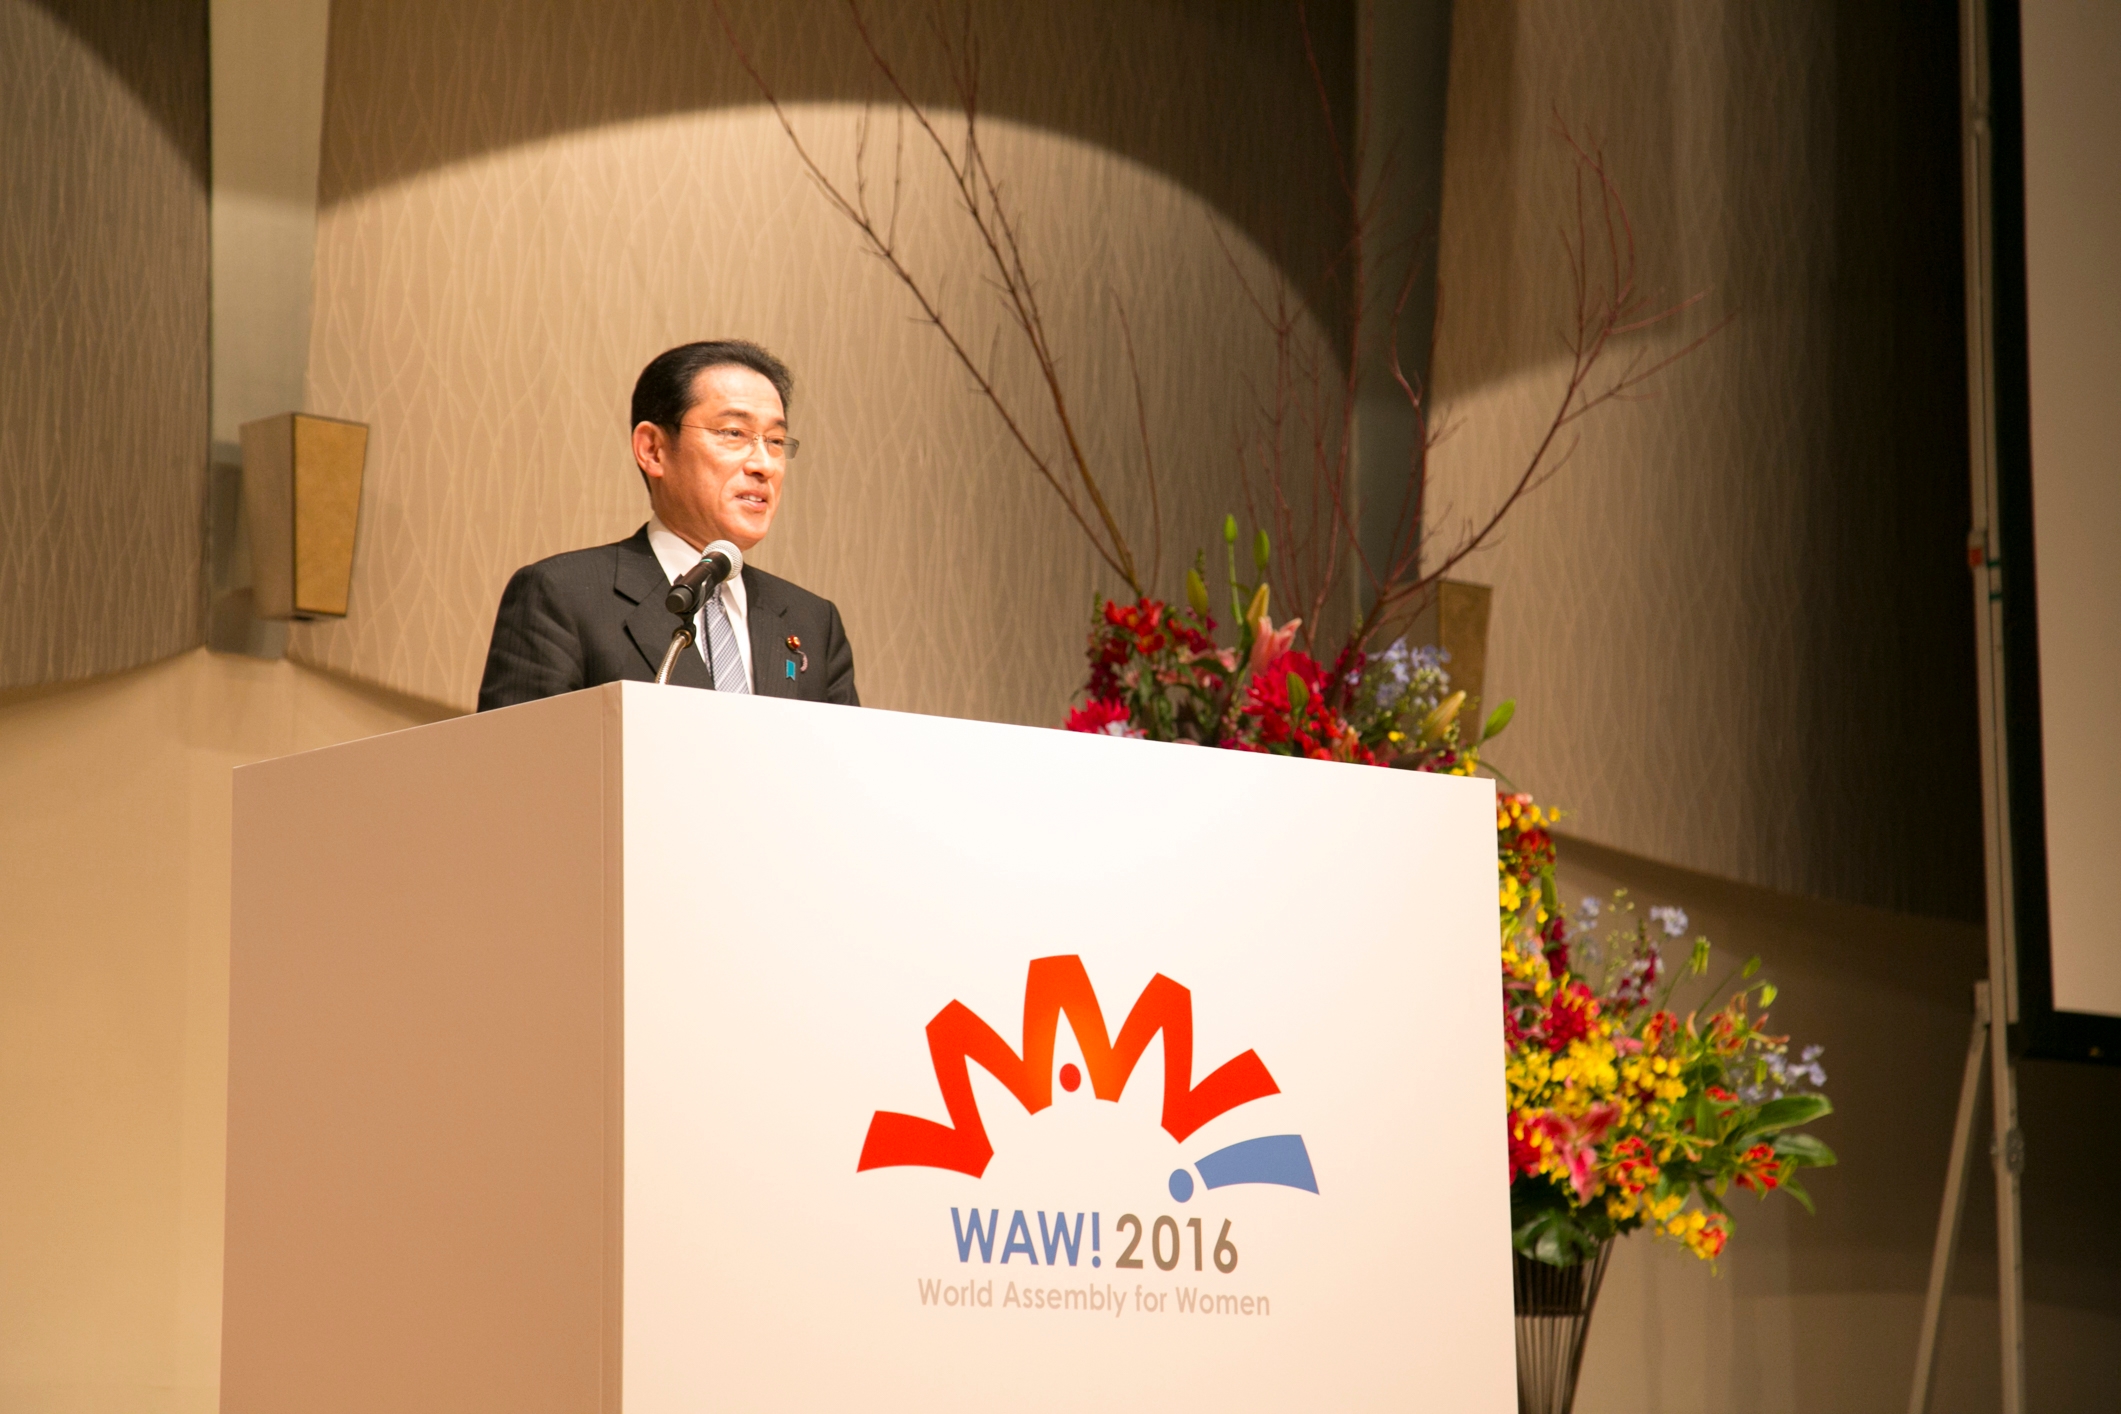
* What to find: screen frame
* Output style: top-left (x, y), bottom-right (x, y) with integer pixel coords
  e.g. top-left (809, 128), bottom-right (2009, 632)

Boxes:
top-left (1986, 0), bottom-right (2121, 1065)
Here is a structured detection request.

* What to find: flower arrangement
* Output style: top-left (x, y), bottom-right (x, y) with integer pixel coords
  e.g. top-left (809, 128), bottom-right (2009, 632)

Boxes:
top-left (1063, 517), bottom-right (1508, 769)
top-left (1068, 530), bottom-right (1835, 1272)
top-left (1498, 796), bottom-right (1836, 1266)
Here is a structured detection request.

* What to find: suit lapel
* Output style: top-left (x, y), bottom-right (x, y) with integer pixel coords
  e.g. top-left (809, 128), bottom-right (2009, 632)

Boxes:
top-left (745, 567), bottom-right (797, 699)
top-left (617, 528), bottom-right (712, 688)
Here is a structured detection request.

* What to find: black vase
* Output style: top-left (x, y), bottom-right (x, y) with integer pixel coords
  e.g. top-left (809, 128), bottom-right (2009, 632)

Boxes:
top-left (1512, 1241), bottom-right (1614, 1414)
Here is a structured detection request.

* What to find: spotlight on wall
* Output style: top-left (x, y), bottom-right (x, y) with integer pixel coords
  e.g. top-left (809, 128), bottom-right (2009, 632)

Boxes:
top-left (239, 413), bottom-right (368, 620)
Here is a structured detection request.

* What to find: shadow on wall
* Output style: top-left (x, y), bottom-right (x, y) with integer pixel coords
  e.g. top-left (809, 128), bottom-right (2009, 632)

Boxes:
top-left (1, 0), bottom-right (210, 692)
top-left (1556, 833), bottom-right (2121, 1414)
top-left (0, 650), bottom-right (455, 1414)
top-left (1431, 0), bottom-right (1983, 919)
top-left (315, 0), bottom-right (1356, 334)
top-left (289, 1), bottom-right (1373, 722)
top-left (26, 0), bottom-right (210, 181)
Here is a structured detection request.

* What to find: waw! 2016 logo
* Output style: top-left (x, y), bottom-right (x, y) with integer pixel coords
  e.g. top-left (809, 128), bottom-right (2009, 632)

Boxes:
top-left (857, 955), bottom-right (1318, 1203)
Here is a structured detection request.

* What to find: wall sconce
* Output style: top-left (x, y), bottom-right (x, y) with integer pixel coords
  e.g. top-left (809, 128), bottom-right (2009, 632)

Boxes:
top-left (1409, 580), bottom-right (1494, 735)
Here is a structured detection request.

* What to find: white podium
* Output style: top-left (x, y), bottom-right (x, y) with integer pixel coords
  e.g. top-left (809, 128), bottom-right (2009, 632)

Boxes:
top-left (224, 683), bottom-right (1512, 1412)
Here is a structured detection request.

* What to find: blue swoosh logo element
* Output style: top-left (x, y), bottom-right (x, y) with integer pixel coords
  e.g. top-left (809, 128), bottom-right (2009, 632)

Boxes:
top-left (1194, 1134), bottom-right (1319, 1194)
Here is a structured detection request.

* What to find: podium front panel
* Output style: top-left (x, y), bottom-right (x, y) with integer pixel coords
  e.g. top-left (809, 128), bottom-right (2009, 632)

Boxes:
top-left (618, 685), bottom-right (1510, 1411)
top-left (227, 687), bottom-right (622, 1414)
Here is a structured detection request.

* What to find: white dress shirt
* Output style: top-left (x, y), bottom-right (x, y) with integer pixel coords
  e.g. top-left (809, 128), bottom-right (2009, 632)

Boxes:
top-left (646, 514), bottom-right (752, 689)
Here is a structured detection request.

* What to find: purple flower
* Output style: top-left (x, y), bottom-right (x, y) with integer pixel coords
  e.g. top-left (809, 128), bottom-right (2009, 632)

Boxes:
top-left (1648, 905), bottom-right (1689, 938)
top-left (1375, 640), bottom-right (1450, 695)
top-left (1737, 1043), bottom-right (1829, 1103)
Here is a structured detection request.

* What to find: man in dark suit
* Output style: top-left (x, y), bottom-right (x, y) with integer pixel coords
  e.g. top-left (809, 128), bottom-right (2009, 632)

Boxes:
top-left (478, 340), bottom-right (858, 710)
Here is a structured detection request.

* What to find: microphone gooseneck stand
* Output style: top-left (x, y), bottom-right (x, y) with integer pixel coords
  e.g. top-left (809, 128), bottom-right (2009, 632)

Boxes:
top-left (652, 539), bottom-right (742, 686)
top-left (653, 622), bottom-right (696, 686)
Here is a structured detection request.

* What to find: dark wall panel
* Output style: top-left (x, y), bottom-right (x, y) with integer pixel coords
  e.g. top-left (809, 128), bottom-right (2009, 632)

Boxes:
top-left (0, 0), bottom-right (209, 689)
top-left (1430, 0), bottom-right (1983, 918)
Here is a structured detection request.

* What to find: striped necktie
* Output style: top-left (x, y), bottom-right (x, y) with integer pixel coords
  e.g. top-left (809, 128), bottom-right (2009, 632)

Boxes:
top-left (702, 588), bottom-right (749, 694)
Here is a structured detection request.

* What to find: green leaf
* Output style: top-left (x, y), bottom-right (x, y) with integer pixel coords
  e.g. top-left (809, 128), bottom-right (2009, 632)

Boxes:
top-left (1771, 1132), bottom-right (1838, 1167)
top-left (1780, 1175), bottom-right (1817, 1214)
top-left (1513, 1209), bottom-right (1601, 1269)
top-left (1510, 1173), bottom-right (1573, 1223)
top-left (1510, 1204), bottom-right (1559, 1253)
top-left (1747, 1093), bottom-right (1833, 1135)
top-left (1483, 698), bottom-right (1516, 741)
top-left (1285, 671), bottom-right (1309, 712)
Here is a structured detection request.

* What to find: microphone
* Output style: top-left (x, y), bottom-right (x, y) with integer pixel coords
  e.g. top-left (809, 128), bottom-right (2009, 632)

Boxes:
top-left (665, 540), bottom-right (743, 616)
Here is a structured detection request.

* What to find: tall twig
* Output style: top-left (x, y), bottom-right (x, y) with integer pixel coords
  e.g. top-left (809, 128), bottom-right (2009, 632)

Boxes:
top-left (709, 0), bottom-right (1147, 593)
top-left (1227, 84), bottom-right (1723, 696)
top-left (721, 0), bottom-right (1719, 702)
top-left (1109, 290), bottom-right (1163, 588)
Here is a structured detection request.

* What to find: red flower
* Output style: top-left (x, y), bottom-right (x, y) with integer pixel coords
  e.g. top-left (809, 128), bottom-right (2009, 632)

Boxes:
top-left (1102, 598), bottom-right (1168, 655)
top-left (1541, 913), bottom-right (1571, 975)
top-left (1605, 1135), bottom-right (1660, 1195)
top-left (1507, 1110), bottom-right (1545, 1182)
top-left (1064, 698), bottom-right (1135, 736)
top-left (1734, 1142), bottom-right (1783, 1194)
top-left (1642, 1011), bottom-right (1679, 1049)
top-left (1170, 616), bottom-right (1219, 655)
top-left (1231, 650), bottom-right (1377, 763)
top-left (1543, 980), bottom-right (1601, 1053)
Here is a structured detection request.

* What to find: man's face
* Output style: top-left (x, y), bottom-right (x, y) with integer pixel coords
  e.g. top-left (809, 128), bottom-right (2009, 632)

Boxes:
top-left (633, 363), bottom-right (788, 553)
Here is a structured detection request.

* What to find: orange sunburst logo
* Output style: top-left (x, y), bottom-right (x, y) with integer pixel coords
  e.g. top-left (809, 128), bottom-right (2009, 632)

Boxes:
top-left (858, 955), bottom-right (1283, 1179)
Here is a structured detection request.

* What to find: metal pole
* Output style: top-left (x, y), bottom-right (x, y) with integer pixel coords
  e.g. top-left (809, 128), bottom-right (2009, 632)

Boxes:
top-left (1908, 984), bottom-right (1991, 1414)
top-left (1957, 2), bottom-right (2028, 1409)
top-left (1987, 968), bottom-right (2028, 1414)
top-left (655, 623), bottom-right (696, 686)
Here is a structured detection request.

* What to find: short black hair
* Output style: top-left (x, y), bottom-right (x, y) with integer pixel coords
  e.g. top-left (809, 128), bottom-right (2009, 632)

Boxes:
top-left (631, 339), bottom-right (793, 434)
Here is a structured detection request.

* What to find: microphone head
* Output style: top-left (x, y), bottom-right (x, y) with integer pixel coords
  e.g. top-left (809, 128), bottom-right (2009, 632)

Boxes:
top-left (703, 540), bottom-right (744, 580)
top-left (664, 540), bottom-right (748, 617)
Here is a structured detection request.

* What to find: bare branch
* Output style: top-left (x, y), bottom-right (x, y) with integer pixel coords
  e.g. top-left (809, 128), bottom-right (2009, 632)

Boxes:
top-left (711, 0), bottom-right (1150, 592)
top-left (1110, 289), bottom-right (1163, 588)
top-left (724, 0), bottom-right (1720, 721)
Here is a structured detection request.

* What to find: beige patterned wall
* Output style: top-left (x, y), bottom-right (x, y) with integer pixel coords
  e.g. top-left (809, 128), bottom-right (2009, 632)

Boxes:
top-left (1427, 0), bottom-right (1984, 917)
top-left (294, 0), bottom-right (1349, 723)
top-left (0, 0), bottom-right (209, 690)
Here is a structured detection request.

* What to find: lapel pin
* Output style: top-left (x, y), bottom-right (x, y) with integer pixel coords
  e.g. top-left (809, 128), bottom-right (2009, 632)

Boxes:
top-left (786, 634), bottom-right (808, 673)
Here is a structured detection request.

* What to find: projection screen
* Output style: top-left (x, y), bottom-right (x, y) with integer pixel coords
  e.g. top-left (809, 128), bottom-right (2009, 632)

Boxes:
top-left (2018, 3), bottom-right (2121, 1025)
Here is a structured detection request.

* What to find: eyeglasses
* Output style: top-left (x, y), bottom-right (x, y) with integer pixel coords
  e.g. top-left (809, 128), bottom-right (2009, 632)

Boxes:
top-left (679, 424), bottom-right (800, 463)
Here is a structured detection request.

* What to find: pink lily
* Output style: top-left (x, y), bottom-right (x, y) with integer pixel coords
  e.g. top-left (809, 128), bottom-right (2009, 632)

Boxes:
top-left (1534, 1103), bottom-right (1620, 1202)
top-left (1247, 613), bottom-right (1301, 677)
